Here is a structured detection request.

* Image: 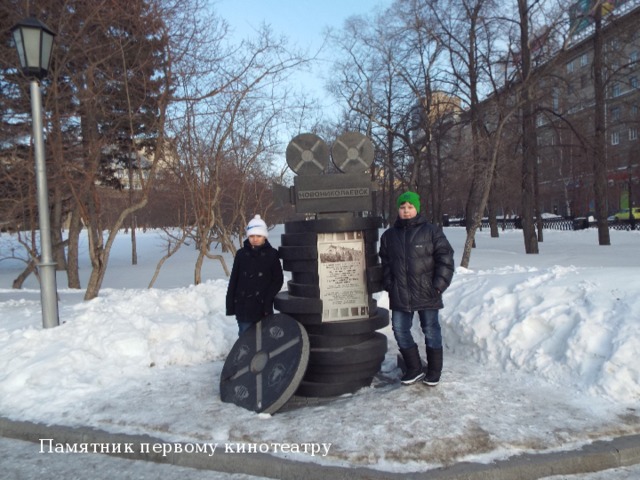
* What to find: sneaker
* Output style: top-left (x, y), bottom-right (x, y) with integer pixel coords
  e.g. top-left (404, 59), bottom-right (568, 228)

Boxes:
top-left (401, 370), bottom-right (426, 385)
top-left (422, 373), bottom-right (440, 386)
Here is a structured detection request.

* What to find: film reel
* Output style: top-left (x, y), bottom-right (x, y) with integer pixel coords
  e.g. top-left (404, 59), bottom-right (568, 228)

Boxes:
top-left (286, 133), bottom-right (329, 175)
top-left (331, 132), bottom-right (374, 173)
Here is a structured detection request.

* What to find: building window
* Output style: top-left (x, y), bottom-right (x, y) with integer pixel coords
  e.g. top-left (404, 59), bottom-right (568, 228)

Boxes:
top-left (630, 128), bottom-right (638, 141)
top-left (631, 51), bottom-right (639, 64)
top-left (611, 131), bottom-right (620, 145)
top-left (566, 60), bottom-right (575, 73)
top-left (634, 105), bottom-right (639, 117)
top-left (631, 76), bottom-right (638, 89)
top-left (611, 83), bottom-right (621, 97)
top-left (581, 52), bottom-right (589, 67)
top-left (611, 106), bottom-right (621, 122)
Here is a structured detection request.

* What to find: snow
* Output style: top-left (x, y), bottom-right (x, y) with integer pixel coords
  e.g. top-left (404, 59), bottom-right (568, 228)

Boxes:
top-left (1, 225), bottom-right (640, 476)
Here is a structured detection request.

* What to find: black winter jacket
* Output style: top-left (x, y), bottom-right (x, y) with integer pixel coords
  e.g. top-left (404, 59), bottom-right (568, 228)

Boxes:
top-left (226, 239), bottom-right (284, 322)
top-left (379, 214), bottom-right (454, 312)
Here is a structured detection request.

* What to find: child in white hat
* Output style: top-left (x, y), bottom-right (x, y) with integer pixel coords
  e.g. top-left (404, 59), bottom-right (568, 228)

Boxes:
top-left (225, 215), bottom-right (283, 335)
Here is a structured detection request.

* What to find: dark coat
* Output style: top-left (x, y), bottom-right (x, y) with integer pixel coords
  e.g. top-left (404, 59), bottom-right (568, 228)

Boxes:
top-left (226, 238), bottom-right (284, 322)
top-left (379, 214), bottom-right (455, 312)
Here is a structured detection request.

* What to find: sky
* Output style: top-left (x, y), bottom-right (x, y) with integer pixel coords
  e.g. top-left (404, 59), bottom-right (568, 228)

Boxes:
top-left (213, 0), bottom-right (393, 119)
top-left (1, 225), bottom-right (640, 477)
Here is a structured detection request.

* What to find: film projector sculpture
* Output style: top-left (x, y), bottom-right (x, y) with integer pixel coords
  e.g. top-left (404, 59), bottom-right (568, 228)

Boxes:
top-left (220, 132), bottom-right (387, 413)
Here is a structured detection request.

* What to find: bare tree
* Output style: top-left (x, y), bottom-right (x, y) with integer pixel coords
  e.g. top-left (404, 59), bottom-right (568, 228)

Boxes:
top-left (392, 0), bottom-right (448, 223)
top-left (327, 12), bottom-right (405, 222)
top-left (167, 23), bottom-right (310, 284)
top-left (328, 2), bottom-right (447, 222)
top-left (430, 0), bottom-right (503, 265)
top-left (1, 0), bottom-right (172, 299)
top-left (439, 0), bottom-right (489, 233)
top-left (516, 0), bottom-right (541, 253)
top-left (63, 0), bottom-right (171, 300)
top-left (148, 226), bottom-right (194, 288)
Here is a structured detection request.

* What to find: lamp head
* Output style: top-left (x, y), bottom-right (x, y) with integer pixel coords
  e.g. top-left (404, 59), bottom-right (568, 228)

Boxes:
top-left (11, 17), bottom-right (55, 79)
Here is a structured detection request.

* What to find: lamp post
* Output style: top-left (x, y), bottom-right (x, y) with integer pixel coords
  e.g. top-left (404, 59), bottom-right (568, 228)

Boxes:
top-left (11, 17), bottom-right (59, 328)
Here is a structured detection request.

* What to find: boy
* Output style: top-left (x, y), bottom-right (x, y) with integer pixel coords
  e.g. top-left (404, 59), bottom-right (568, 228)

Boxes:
top-left (379, 192), bottom-right (455, 386)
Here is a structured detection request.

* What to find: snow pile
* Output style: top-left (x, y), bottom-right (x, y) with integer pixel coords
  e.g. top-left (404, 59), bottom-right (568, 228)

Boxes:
top-left (445, 263), bottom-right (640, 402)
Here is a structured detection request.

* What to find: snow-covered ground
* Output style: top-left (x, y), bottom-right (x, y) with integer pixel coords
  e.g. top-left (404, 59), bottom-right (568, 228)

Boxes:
top-left (1, 225), bottom-right (639, 475)
top-left (2, 435), bottom-right (640, 479)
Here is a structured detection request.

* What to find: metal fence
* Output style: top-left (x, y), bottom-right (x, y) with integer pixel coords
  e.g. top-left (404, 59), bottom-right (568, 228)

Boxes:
top-left (446, 218), bottom-right (639, 231)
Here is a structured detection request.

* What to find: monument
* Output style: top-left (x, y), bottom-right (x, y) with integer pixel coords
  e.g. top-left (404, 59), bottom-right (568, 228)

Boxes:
top-left (220, 132), bottom-right (388, 412)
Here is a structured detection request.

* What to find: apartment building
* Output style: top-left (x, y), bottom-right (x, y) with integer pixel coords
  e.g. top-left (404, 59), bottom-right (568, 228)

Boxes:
top-left (535, 0), bottom-right (640, 217)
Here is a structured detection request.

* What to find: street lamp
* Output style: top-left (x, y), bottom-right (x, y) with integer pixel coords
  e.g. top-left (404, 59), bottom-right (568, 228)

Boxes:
top-left (11, 17), bottom-right (59, 328)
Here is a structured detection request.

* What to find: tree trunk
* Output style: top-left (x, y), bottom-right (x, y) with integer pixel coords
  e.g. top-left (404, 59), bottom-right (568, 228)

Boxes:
top-left (426, 142), bottom-right (436, 222)
top-left (128, 164), bottom-right (138, 265)
top-left (85, 263), bottom-right (107, 300)
top-left (592, 6), bottom-right (611, 245)
top-left (84, 196), bottom-right (151, 300)
top-left (51, 183), bottom-right (67, 270)
top-left (49, 80), bottom-right (68, 272)
top-left (521, 102), bottom-right (538, 253)
top-left (130, 225), bottom-right (138, 266)
top-left (534, 149), bottom-right (544, 243)
top-left (66, 207), bottom-right (82, 289)
top-left (148, 231), bottom-right (190, 288)
top-left (488, 196), bottom-right (499, 238)
top-left (460, 105), bottom-right (517, 268)
top-left (205, 252), bottom-right (230, 277)
top-left (518, 0), bottom-right (539, 254)
top-left (194, 249), bottom-right (205, 285)
top-left (387, 130), bottom-right (396, 223)
top-left (12, 260), bottom-right (38, 289)
top-left (434, 137), bottom-right (444, 226)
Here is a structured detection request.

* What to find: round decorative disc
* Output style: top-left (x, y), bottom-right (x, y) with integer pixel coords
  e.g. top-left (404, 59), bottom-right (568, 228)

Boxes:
top-left (220, 314), bottom-right (309, 413)
top-left (331, 132), bottom-right (374, 173)
top-left (286, 133), bottom-right (329, 175)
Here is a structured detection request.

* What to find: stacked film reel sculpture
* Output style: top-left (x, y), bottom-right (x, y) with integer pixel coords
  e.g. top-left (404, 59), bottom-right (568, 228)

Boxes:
top-left (220, 132), bottom-right (387, 413)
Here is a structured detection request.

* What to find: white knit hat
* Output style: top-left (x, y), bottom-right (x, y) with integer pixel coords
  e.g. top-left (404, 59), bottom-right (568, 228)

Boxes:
top-left (246, 214), bottom-right (269, 238)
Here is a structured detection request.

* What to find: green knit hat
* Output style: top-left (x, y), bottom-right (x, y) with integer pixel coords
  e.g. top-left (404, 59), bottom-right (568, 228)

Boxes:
top-left (396, 191), bottom-right (421, 213)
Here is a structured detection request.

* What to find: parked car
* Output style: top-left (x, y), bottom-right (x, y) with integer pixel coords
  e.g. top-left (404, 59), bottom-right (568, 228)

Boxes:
top-left (612, 207), bottom-right (640, 221)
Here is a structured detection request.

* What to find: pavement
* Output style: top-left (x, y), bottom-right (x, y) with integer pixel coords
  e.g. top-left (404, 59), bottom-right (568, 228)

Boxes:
top-left (2, 415), bottom-right (640, 479)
